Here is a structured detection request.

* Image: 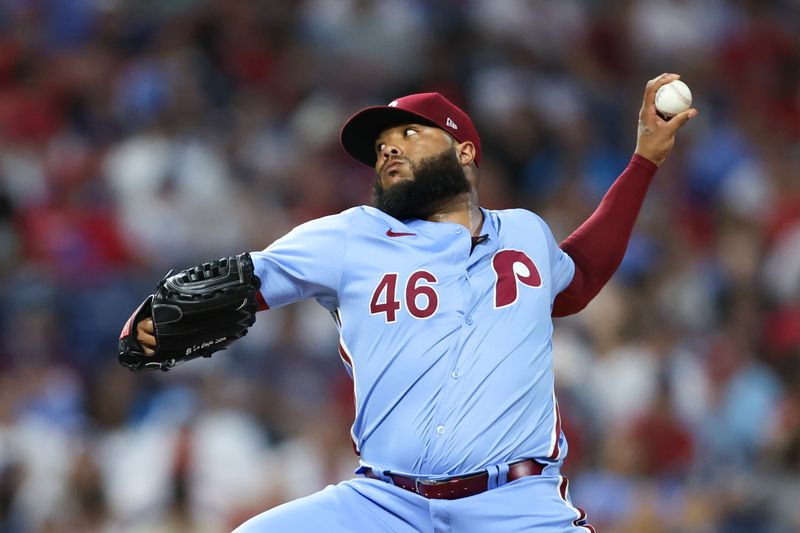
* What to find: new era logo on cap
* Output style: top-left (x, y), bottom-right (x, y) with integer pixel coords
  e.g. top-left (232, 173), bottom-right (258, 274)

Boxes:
top-left (340, 92), bottom-right (482, 167)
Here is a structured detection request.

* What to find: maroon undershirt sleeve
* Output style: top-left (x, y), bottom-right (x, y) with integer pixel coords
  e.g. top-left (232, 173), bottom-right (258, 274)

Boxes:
top-left (552, 154), bottom-right (658, 317)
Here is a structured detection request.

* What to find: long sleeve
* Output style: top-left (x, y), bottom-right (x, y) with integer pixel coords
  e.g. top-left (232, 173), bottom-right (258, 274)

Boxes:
top-left (552, 154), bottom-right (657, 317)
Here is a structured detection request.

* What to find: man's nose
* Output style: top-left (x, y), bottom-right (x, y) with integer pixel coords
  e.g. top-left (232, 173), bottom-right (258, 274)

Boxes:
top-left (380, 143), bottom-right (402, 161)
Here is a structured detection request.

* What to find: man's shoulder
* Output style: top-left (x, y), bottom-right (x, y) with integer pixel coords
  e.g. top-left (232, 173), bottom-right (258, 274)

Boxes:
top-left (485, 207), bottom-right (546, 227)
top-left (483, 208), bottom-right (559, 245)
top-left (350, 205), bottom-right (400, 225)
top-left (338, 205), bottom-right (410, 230)
top-left (291, 206), bottom-right (397, 234)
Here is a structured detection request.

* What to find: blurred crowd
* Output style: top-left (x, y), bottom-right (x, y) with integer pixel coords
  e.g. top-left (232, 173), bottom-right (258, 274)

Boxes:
top-left (0, 0), bottom-right (798, 531)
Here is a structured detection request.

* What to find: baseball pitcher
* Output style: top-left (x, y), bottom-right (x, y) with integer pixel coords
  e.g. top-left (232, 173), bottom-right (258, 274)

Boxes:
top-left (119, 73), bottom-right (696, 532)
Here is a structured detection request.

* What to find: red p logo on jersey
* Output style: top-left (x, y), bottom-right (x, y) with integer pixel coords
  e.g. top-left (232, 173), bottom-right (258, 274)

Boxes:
top-left (492, 249), bottom-right (542, 308)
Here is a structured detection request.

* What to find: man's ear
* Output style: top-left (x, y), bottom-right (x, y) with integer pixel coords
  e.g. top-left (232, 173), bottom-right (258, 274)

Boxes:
top-left (456, 141), bottom-right (476, 166)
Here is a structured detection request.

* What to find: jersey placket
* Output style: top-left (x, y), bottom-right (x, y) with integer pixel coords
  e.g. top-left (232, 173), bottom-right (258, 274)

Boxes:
top-left (412, 224), bottom-right (474, 471)
top-left (424, 226), bottom-right (497, 470)
top-left (446, 236), bottom-right (496, 386)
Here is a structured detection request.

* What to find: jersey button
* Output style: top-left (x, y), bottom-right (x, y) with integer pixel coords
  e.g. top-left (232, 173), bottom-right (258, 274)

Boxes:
top-left (451, 370), bottom-right (461, 380)
top-left (436, 425), bottom-right (446, 435)
top-left (465, 316), bottom-right (473, 325)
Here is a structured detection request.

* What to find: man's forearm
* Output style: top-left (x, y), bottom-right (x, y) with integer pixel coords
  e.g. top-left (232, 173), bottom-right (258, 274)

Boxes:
top-left (552, 154), bottom-right (657, 317)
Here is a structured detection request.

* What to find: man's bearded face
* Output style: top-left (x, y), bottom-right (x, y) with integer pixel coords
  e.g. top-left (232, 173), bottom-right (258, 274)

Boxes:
top-left (373, 147), bottom-right (470, 220)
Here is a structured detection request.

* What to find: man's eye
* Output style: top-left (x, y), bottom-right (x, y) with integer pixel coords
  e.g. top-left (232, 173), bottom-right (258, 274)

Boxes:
top-left (405, 128), bottom-right (417, 136)
top-left (376, 143), bottom-right (385, 153)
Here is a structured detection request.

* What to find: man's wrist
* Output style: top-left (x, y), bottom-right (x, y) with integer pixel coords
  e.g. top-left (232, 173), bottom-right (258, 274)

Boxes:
top-left (632, 152), bottom-right (659, 171)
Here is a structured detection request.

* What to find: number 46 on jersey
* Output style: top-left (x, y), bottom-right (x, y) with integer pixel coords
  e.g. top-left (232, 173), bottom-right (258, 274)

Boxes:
top-left (369, 249), bottom-right (542, 323)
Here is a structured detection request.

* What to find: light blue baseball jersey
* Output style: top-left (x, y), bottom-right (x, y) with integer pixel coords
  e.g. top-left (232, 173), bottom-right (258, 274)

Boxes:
top-left (250, 205), bottom-right (575, 478)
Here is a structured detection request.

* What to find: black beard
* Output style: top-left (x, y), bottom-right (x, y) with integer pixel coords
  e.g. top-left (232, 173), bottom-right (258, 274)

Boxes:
top-left (373, 148), bottom-right (471, 220)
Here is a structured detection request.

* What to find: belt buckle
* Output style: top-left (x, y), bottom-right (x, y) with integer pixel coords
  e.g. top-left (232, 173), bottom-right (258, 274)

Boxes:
top-left (414, 476), bottom-right (442, 494)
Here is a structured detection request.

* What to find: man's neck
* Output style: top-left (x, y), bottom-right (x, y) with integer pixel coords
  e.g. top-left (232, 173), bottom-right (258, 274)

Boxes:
top-left (424, 193), bottom-right (484, 236)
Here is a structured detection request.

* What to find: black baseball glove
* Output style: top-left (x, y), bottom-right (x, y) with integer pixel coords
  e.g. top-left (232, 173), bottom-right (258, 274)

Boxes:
top-left (119, 252), bottom-right (261, 372)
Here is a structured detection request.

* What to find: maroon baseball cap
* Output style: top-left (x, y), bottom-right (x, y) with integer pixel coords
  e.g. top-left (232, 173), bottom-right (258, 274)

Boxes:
top-left (340, 92), bottom-right (481, 167)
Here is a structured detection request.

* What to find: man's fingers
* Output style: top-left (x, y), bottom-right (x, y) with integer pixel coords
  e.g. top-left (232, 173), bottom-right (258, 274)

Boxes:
top-left (642, 73), bottom-right (681, 113)
top-left (667, 108), bottom-right (699, 131)
top-left (137, 318), bottom-right (157, 355)
top-left (137, 329), bottom-right (156, 348)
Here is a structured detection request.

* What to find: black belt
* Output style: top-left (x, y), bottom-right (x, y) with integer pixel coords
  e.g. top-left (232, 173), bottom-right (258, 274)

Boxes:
top-left (363, 459), bottom-right (545, 500)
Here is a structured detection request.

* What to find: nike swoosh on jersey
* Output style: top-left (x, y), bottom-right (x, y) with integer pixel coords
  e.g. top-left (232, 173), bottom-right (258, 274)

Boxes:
top-left (386, 229), bottom-right (416, 237)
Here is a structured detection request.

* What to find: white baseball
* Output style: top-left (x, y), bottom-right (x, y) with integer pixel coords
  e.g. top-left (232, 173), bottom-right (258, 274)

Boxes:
top-left (655, 79), bottom-right (692, 118)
